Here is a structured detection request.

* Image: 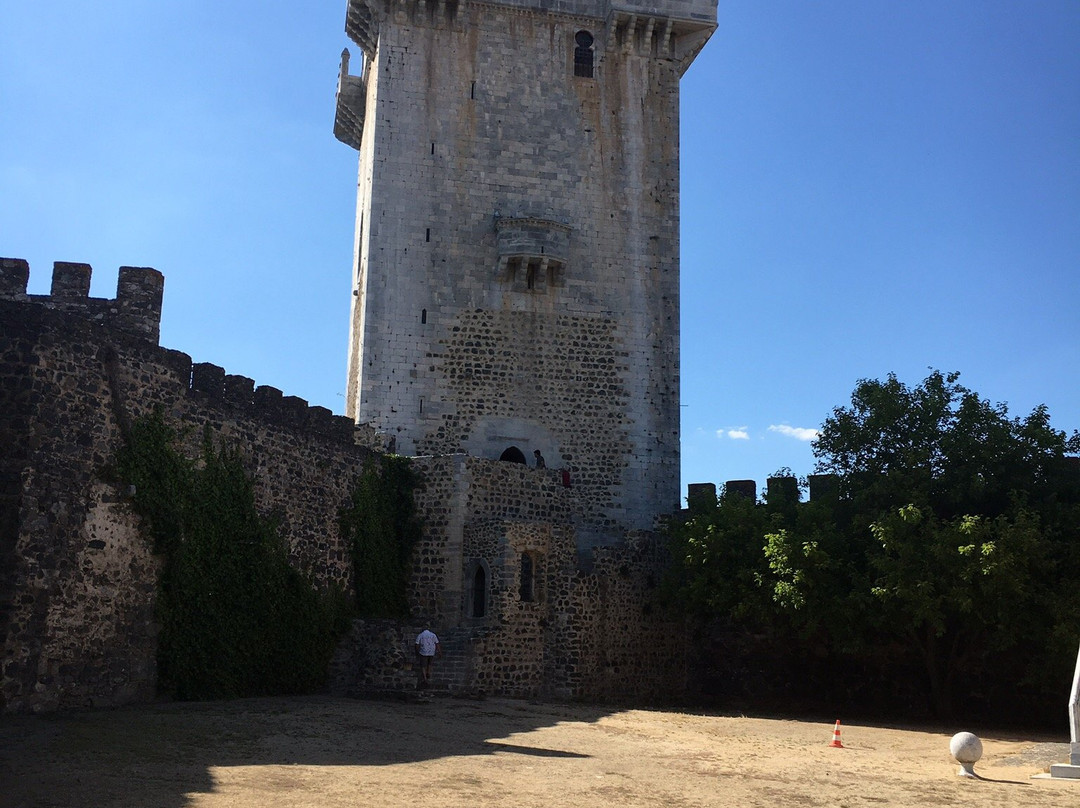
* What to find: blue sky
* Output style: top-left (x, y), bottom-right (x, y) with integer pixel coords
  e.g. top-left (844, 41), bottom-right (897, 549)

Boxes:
top-left (3, 2), bottom-right (1078, 501)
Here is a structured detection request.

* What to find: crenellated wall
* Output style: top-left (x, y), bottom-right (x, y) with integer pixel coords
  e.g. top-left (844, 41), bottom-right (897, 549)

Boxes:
top-left (686, 475), bottom-right (841, 505)
top-left (2, 256), bottom-right (687, 712)
top-left (0, 257), bottom-right (164, 343)
top-left (0, 258), bottom-right (380, 712)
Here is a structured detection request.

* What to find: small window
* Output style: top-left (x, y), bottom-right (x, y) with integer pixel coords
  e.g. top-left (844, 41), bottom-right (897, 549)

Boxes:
top-left (574, 31), bottom-right (594, 78)
top-left (520, 552), bottom-right (535, 602)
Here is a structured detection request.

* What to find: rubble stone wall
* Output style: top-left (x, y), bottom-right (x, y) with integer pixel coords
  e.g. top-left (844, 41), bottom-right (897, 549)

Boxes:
top-left (2, 259), bottom-right (686, 713)
top-left (0, 265), bottom-right (377, 713)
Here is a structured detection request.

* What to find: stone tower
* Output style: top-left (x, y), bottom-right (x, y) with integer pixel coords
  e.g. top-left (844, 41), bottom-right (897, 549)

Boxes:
top-left (335, 0), bottom-right (715, 544)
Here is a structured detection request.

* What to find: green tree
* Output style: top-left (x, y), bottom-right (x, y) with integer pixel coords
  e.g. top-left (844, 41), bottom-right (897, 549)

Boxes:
top-left (772, 370), bottom-right (1080, 716)
top-left (668, 371), bottom-right (1080, 720)
top-left (666, 486), bottom-right (772, 622)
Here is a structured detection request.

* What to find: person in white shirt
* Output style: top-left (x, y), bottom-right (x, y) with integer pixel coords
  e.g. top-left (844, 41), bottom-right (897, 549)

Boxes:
top-left (415, 628), bottom-right (439, 688)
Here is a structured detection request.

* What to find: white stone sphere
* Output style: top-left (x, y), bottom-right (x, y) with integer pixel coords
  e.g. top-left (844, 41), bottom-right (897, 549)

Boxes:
top-left (950, 732), bottom-right (983, 765)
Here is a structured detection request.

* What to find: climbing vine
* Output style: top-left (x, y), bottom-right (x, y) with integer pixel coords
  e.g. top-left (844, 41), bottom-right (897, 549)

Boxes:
top-left (339, 454), bottom-right (421, 618)
top-left (116, 409), bottom-right (350, 700)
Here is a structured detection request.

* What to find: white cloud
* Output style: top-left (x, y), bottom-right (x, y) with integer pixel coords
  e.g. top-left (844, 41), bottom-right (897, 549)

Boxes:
top-left (768, 424), bottom-right (819, 442)
top-left (717, 427), bottom-right (750, 440)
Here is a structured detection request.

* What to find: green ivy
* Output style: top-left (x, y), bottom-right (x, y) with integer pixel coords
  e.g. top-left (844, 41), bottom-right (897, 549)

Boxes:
top-left (116, 409), bottom-right (351, 700)
top-left (339, 454), bottom-right (421, 618)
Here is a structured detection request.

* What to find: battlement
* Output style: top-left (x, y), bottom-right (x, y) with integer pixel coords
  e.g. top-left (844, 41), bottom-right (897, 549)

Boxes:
top-left (611, 0), bottom-right (717, 26)
top-left (186, 360), bottom-right (364, 444)
top-left (0, 260), bottom-right (379, 452)
top-left (686, 474), bottom-right (841, 506)
top-left (343, 0), bottom-right (716, 67)
top-left (0, 257), bottom-right (164, 344)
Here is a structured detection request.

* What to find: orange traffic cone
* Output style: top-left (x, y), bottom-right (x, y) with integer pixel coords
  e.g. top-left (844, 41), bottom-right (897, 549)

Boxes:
top-left (829, 720), bottom-right (844, 748)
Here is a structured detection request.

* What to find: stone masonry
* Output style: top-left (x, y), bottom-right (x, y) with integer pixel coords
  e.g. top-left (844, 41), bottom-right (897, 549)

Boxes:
top-left (328, 0), bottom-right (714, 700)
top-left (0, 259), bottom-right (377, 712)
top-left (1, 259), bottom-right (687, 710)
top-left (0, 0), bottom-right (716, 714)
top-left (338, 0), bottom-right (717, 543)
top-left (332, 454), bottom-right (686, 700)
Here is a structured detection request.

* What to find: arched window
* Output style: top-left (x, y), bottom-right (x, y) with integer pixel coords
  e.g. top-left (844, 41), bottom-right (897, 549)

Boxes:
top-left (520, 552), bottom-right (534, 602)
top-left (499, 446), bottom-right (527, 464)
top-left (574, 30), bottom-right (594, 78)
top-left (471, 564), bottom-right (488, 618)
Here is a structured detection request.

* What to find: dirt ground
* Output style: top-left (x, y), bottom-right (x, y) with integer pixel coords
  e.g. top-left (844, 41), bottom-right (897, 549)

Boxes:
top-left (2, 694), bottom-right (1077, 808)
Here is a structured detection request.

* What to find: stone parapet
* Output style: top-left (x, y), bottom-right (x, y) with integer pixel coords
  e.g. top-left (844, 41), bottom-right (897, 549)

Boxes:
top-left (0, 283), bottom-right (381, 714)
top-left (1, 258), bottom-right (164, 344)
top-left (0, 289), bottom-right (373, 451)
top-left (343, 0), bottom-right (716, 67)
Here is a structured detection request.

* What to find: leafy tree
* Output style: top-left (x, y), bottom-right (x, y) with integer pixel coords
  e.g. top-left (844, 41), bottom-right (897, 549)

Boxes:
top-left (668, 370), bottom-right (1080, 720)
top-left (666, 486), bottom-right (772, 622)
top-left (775, 371), bottom-right (1079, 717)
top-left (814, 370), bottom-right (1080, 519)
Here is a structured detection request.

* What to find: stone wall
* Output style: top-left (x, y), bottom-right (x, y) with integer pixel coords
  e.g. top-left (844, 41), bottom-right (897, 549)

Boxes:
top-left (341, 1), bottom-right (693, 540)
top-left (0, 260), bottom-right (378, 713)
top-left (2, 257), bottom-right (687, 712)
top-left (332, 451), bottom-right (687, 701)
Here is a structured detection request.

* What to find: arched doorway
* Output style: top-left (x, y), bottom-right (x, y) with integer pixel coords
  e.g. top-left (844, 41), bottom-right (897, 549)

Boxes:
top-left (499, 446), bottom-right (527, 464)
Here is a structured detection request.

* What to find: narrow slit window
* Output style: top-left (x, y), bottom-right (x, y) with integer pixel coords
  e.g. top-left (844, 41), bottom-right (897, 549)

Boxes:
top-left (421, 308), bottom-right (427, 324)
top-left (520, 552), bottom-right (534, 602)
top-left (426, 228), bottom-right (431, 242)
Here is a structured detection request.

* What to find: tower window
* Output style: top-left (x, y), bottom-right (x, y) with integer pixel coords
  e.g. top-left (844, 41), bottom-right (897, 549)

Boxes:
top-left (520, 552), bottom-right (535, 602)
top-left (468, 563), bottom-right (488, 618)
top-left (574, 31), bottom-right (594, 78)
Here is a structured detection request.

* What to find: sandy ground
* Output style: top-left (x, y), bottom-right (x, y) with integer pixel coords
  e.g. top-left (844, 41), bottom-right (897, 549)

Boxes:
top-left (1, 695), bottom-right (1077, 808)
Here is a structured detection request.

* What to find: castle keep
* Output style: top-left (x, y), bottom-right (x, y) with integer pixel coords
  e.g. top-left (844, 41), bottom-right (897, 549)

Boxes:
top-left (330, 0), bottom-right (716, 694)
top-left (336, 0), bottom-right (716, 543)
top-left (0, 0), bottom-right (714, 712)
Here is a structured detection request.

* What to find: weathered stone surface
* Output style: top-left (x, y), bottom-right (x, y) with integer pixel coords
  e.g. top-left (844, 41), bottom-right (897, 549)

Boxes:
top-left (341, 0), bottom-right (714, 542)
top-left (0, 283), bottom-right (379, 714)
top-left (330, 454), bottom-right (686, 702)
top-left (0, 0), bottom-right (715, 713)
top-left (0, 258), bottom-right (163, 343)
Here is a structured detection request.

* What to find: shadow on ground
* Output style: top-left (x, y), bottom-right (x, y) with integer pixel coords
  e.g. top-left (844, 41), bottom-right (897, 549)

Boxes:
top-left (0, 695), bottom-right (609, 808)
